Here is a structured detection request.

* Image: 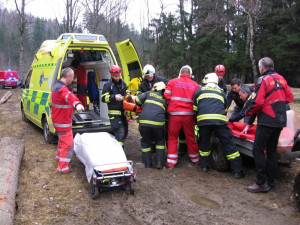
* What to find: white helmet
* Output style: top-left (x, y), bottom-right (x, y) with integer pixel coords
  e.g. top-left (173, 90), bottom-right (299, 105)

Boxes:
top-left (203, 73), bottom-right (218, 84)
top-left (152, 81), bottom-right (166, 91)
top-left (143, 64), bottom-right (155, 77)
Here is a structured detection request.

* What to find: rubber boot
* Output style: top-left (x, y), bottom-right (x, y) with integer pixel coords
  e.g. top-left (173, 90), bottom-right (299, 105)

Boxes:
top-left (143, 152), bottom-right (152, 168)
top-left (156, 149), bottom-right (165, 169)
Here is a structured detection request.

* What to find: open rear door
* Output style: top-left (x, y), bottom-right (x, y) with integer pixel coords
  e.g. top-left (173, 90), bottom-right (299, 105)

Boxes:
top-left (116, 39), bottom-right (143, 94)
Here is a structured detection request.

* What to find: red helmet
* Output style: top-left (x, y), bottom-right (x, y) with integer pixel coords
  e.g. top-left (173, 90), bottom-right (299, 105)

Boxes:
top-left (214, 65), bottom-right (225, 76)
top-left (109, 65), bottom-right (122, 76)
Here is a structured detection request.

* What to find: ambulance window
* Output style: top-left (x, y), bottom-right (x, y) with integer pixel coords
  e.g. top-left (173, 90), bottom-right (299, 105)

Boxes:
top-left (127, 61), bottom-right (142, 80)
top-left (61, 35), bottom-right (71, 40)
top-left (24, 70), bottom-right (32, 88)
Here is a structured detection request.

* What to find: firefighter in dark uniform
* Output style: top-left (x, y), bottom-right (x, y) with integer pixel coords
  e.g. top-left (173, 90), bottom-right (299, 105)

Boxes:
top-left (245, 57), bottom-right (294, 193)
top-left (136, 64), bottom-right (168, 95)
top-left (137, 64), bottom-right (169, 153)
top-left (101, 65), bottom-right (128, 148)
top-left (135, 81), bottom-right (167, 169)
top-left (193, 72), bottom-right (244, 179)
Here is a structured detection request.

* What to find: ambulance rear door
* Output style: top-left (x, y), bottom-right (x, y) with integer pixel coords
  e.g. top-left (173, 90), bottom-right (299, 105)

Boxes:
top-left (115, 39), bottom-right (143, 94)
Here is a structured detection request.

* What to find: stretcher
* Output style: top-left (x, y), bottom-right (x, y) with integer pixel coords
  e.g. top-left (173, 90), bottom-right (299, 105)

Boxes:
top-left (74, 132), bottom-right (136, 199)
top-left (228, 110), bottom-right (300, 163)
top-left (211, 110), bottom-right (300, 171)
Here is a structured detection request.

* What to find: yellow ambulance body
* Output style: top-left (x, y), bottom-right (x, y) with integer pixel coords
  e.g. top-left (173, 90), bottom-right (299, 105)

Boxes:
top-left (21, 33), bottom-right (143, 143)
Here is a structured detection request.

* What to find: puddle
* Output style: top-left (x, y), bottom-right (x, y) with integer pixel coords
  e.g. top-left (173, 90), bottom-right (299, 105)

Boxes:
top-left (189, 194), bottom-right (221, 210)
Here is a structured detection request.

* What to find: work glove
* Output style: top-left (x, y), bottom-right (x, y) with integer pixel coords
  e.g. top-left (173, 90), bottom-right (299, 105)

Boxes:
top-left (76, 104), bottom-right (84, 112)
top-left (115, 94), bottom-right (123, 101)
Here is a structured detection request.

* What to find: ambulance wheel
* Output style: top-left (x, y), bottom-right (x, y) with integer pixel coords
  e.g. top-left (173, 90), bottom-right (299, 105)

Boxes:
top-left (42, 118), bottom-right (57, 144)
top-left (129, 181), bottom-right (134, 195)
top-left (21, 106), bottom-right (29, 123)
top-left (293, 173), bottom-right (300, 210)
top-left (211, 136), bottom-right (230, 171)
top-left (91, 185), bottom-right (99, 199)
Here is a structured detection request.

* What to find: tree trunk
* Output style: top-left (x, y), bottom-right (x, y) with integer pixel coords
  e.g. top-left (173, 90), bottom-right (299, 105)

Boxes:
top-left (14, 0), bottom-right (26, 81)
top-left (248, 12), bottom-right (258, 82)
top-left (0, 137), bottom-right (25, 225)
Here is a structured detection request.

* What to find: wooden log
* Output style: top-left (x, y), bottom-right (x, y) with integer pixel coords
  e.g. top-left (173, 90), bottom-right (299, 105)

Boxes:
top-left (0, 91), bottom-right (13, 105)
top-left (0, 137), bottom-right (25, 225)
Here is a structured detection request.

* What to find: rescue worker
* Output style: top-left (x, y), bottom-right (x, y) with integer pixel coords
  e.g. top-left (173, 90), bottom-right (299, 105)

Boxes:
top-left (71, 59), bottom-right (88, 109)
top-left (135, 81), bottom-right (167, 169)
top-left (215, 64), bottom-right (227, 93)
top-left (164, 65), bottom-right (200, 168)
top-left (137, 64), bottom-right (168, 95)
top-left (228, 85), bottom-right (256, 126)
top-left (193, 73), bottom-right (244, 178)
top-left (101, 65), bottom-right (128, 148)
top-left (51, 67), bottom-right (84, 173)
top-left (227, 78), bottom-right (254, 123)
top-left (137, 64), bottom-right (169, 152)
top-left (245, 57), bottom-right (294, 193)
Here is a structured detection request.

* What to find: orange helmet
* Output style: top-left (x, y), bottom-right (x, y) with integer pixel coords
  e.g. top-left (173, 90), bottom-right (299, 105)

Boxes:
top-left (109, 65), bottom-right (122, 76)
top-left (215, 65), bottom-right (225, 76)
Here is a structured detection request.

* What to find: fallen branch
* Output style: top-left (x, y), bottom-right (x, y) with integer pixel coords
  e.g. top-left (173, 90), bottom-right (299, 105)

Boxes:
top-left (0, 91), bottom-right (13, 105)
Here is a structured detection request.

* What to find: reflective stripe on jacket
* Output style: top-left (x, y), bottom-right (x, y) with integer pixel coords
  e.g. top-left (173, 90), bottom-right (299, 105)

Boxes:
top-left (136, 90), bottom-right (167, 128)
top-left (193, 85), bottom-right (227, 126)
top-left (101, 78), bottom-right (128, 114)
top-left (51, 79), bottom-right (81, 132)
top-left (164, 74), bottom-right (200, 115)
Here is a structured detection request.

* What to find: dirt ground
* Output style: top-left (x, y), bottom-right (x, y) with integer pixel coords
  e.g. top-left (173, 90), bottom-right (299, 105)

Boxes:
top-left (1, 88), bottom-right (300, 225)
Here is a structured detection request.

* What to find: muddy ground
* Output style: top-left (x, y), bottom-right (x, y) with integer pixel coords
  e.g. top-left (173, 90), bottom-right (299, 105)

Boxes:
top-left (1, 88), bottom-right (300, 225)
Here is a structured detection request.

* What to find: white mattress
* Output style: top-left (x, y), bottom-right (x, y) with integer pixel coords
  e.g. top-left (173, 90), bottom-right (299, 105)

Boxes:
top-left (74, 132), bottom-right (129, 182)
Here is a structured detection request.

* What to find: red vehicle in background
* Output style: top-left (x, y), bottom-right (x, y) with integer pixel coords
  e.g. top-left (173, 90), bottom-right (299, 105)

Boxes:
top-left (0, 70), bottom-right (19, 89)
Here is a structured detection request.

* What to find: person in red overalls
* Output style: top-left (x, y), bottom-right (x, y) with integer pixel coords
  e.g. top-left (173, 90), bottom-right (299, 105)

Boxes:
top-left (51, 67), bottom-right (84, 173)
top-left (164, 65), bottom-right (200, 168)
top-left (71, 59), bottom-right (88, 109)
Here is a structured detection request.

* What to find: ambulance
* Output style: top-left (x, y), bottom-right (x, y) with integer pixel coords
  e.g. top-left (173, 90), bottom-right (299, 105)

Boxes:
top-left (21, 33), bottom-right (143, 143)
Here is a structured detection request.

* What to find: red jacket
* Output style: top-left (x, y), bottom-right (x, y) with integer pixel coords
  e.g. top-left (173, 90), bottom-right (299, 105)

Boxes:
top-left (245, 70), bottom-right (294, 127)
top-left (164, 74), bottom-right (200, 115)
top-left (51, 80), bottom-right (82, 132)
top-left (75, 65), bottom-right (87, 85)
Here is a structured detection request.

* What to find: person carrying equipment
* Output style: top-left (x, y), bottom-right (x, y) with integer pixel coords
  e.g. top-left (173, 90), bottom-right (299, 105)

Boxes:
top-left (101, 65), bottom-right (128, 148)
top-left (193, 72), bottom-right (244, 179)
top-left (135, 81), bottom-right (167, 169)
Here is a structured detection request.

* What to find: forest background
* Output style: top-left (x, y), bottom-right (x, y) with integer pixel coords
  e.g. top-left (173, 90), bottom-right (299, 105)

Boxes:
top-left (0, 0), bottom-right (299, 86)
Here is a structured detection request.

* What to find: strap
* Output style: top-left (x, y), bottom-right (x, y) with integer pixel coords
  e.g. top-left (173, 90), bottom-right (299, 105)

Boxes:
top-left (265, 74), bottom-right (284, 98)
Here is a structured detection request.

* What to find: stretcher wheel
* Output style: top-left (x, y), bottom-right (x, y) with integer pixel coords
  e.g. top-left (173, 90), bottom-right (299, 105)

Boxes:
top-left (91, 185), bottom-right (99, 199)
top-left (293, 173), bottom-right (300, 210)
top-left (129, 181), bottom-right (134, 195)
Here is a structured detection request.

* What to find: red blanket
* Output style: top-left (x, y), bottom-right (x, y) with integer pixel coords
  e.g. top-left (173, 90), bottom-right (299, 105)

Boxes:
top-left (228, 121), bottom-right (294, 153)
top-left (228, 122), bottom-right (256, 141)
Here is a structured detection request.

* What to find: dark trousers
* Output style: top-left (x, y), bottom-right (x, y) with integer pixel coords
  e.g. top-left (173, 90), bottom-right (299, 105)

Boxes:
top-left (140, 126), bottom-right (165, 164)
top-left (253, 125), bottom-right (282, 187)
top-left (198, 124), bottom-right (243, 172)
top-left (110, 115), bottom-right (128, 146)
